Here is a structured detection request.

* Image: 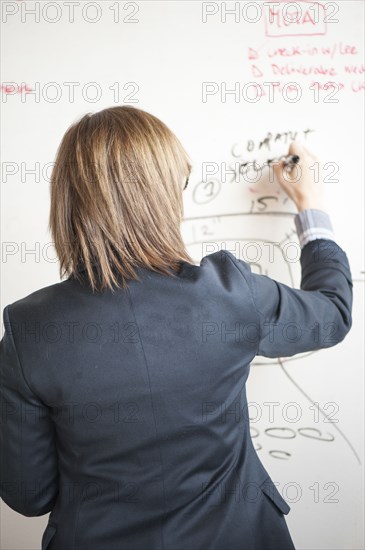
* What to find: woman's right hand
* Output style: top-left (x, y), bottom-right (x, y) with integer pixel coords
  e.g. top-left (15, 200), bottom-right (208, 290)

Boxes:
top-left (273, 141), bottom-right (327, 212)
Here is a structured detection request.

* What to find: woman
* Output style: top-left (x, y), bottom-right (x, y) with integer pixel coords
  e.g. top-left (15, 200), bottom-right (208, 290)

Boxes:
top-left (0, 106), bottom-right (353, 550)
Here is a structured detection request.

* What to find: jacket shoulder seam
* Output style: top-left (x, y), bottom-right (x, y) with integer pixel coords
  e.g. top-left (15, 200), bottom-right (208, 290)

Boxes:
top-left (4, 305), bottom-right (40, 398)
top-left (222, 250), bottom-right (261, 358)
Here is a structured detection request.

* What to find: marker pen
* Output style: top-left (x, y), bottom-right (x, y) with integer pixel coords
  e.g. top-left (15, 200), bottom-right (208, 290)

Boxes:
top-left (282, 154), bottom-right (300, 171)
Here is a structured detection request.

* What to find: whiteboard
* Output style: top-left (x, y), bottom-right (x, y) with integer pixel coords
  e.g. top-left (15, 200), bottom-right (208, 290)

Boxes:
top-left (1, 1), bottom-right (364, 549)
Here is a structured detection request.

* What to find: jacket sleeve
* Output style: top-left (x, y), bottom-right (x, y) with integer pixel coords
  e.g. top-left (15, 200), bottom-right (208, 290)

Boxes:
top-left (225, 238), bottom-right (353, 358)
top-left (0, 304), bottom-right (59, 516)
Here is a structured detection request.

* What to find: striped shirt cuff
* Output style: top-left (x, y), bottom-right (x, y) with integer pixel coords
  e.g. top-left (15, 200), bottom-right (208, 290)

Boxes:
top-left (294, 209), bottom-right (335, 248)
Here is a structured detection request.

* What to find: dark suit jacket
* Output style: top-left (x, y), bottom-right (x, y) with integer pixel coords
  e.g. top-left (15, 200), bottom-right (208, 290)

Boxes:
top-left (0, 238), bottom-right (353, 550)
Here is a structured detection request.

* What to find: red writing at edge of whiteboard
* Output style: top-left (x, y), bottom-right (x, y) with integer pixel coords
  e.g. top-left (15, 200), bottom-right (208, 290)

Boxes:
top-left (1, 83), bottom-right (33, 94)
top-left (264, 1), bottom-right (327, 37)
top-left (351, 82), bottom-right (365, 93)
top-left (265, 43), bottom-right (358, 59)
top-left (344, 65), bottom-right (365, 75)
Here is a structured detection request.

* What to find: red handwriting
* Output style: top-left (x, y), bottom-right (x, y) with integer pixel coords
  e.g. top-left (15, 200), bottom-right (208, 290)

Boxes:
top-left (271, 64), bottom-right (337, 77)
top-left (344, 64), bottom-right (365, 75)
top-left (264, 1), bottom-right (327, 38)
top-left (264, 43), bottom-right (358, 59)
top-left (311, 81), bottom-right (346, 91)
top-left (351, 81), bottom-right (365, 93)
top-left (1, 83), bottom-right (33, 94)
top-left (247, 39), bottom-right (363, 94)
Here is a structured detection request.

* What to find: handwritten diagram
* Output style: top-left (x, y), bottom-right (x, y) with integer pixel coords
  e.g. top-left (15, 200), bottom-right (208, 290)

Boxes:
top-left (182, 130), bottom-right (362, 466)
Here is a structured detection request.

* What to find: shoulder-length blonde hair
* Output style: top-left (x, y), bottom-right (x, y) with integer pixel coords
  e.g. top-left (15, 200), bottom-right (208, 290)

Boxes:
top-left (49, 105), bottom-right (194, 292)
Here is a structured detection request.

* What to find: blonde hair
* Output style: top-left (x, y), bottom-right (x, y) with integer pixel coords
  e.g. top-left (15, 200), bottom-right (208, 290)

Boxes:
top-left (49, 105), bottom-right (194, 292)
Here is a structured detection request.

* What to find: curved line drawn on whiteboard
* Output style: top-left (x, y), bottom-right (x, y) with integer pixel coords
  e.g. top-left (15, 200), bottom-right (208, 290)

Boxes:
top-left (279, 359), bottom-right (362, 465)
top-left (265, 428), bottom-right (296, 439)
top-left (297, 428), bottom-right (335, 442)
top-left (269, 450), bottom-right (292, 459)
top-left (185, 235), bottom-right (296, 287)
top-left (181, 211), bottom-right (362, 465)
top-left (250, 426), bottom-right (260, 439)
top-left (192, 178), bottom-right (221, 205)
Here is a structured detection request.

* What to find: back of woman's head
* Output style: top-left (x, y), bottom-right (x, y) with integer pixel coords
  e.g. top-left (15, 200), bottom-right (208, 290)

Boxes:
top-left (49, 105), bottom-right (193, 292)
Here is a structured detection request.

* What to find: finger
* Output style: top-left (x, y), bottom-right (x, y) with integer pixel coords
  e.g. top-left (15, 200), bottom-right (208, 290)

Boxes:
top-left (273, 161), bottom-right (294, 186)
top-left (301, 144), bottom-right (318, 161)
top-left (288, 140), bottom-right (302, 156)
top-left (272, 162), bottom-right (284, 184)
